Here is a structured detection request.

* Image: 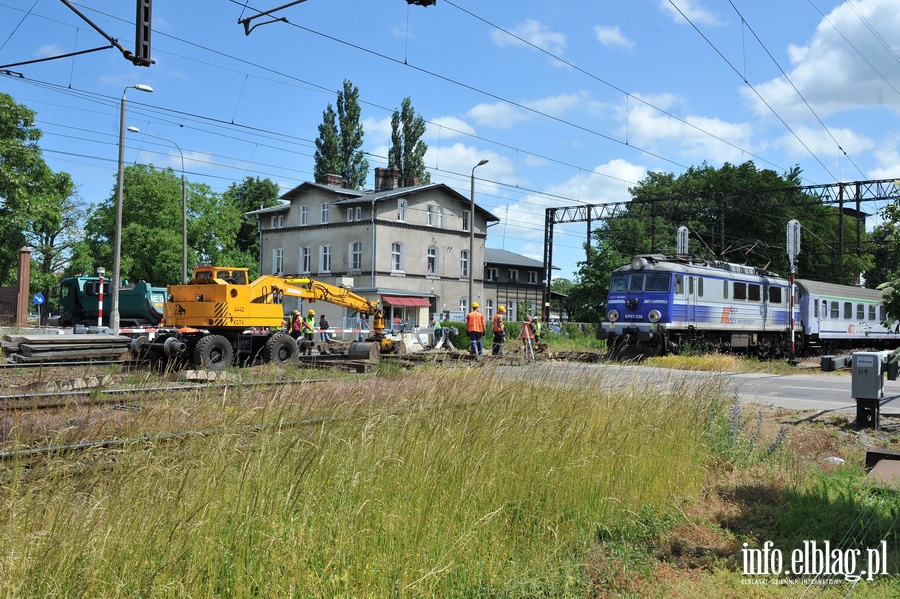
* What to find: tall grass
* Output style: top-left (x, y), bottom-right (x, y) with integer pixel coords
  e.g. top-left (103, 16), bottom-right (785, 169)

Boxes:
top-left (0, 367), bottom-right (721, 597)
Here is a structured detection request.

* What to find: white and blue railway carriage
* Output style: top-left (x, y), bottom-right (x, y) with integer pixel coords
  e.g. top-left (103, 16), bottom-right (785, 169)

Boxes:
top-left (796, 279), bottom-right (897, 351)
top-left (599, 255), bottom-right (799, 357)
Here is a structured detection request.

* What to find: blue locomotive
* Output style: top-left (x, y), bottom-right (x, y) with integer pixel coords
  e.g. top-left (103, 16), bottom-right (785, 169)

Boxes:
top-left (598, 254), bottom-right (897, 357)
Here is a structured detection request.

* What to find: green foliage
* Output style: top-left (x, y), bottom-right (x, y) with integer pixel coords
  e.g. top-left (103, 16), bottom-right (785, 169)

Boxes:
top-left (69, 164), bottom-right (243, 285)
top-left (314, 80), bottom-right (369, 189)
top-left (224, 176), bottom-right (281, 279)
top-left (388, 97), bottom-right (430, 186)
top-left (568, 243), bottom-right (624, 322)
top-left (593, 161), bottom-right (873, 284)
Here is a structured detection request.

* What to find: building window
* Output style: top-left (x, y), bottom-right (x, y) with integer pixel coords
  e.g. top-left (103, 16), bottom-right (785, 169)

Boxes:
top-left (347, 208), bottom-right (354, 222)
top-left (462, 210), bottom-right (471, 233)
top-left (508, 269), bottom-right (519, 282)
top-left (460, 297), bottom-right (468, 312)
top-left (460, 250), bottom-right (469, 277)
top-left (508, 300), bottom-right (517, 322)
top-left (274, 248), bottom-right (284, 274)
top-left (321, 203), bottom-right (329, 224)
top-left (427, 246), bottom-right (438, 275)
top-left (398, 198), bottom-right (407, 222)
top-left (527, 271), bottom-right (537, 284)
top-left (437, 207), bottom-right (444, 228)
top-left (271, 216), bottom-right (277, 229)
top-left (391, 242), bottom-right (404, 272)
top-left (356, 206), bottom-right (362, 221)
top-left (486, 299), bottom-right (494, 318)
top-left (300, 247), bottom-right (311, 273)
top-left (426, 205), bottom-right (434, 226)
top-left (320, 245), bottom-right (331, 273)
top-left (350, 241), bottom-right (362, 271)
top-left (300, 205), bottom-right (309, 226)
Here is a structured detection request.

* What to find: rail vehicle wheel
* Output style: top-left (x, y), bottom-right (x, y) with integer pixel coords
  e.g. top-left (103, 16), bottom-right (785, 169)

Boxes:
top-left (193, 335), bottom-right (235, 371)
top-left (263, 334), bottom-right (299, 365)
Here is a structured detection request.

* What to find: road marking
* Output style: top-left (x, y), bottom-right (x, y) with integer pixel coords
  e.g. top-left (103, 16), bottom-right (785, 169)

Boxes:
top-left (782, 385), bottom-right (846, 390)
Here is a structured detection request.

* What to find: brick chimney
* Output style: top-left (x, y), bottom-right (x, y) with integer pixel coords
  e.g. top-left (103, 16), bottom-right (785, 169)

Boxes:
top-left (323, 173), bottom-right (344, 188)
top-left (375, 167), bottom-right (401, 191)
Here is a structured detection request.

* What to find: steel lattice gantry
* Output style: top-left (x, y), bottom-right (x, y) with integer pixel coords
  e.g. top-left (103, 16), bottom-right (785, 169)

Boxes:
top-left (540, 178), bottom-right (900, 320)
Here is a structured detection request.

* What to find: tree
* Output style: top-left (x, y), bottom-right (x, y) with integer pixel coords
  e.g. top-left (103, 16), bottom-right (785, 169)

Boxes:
top-left (388, 97), bottom-right (430, 186)
top-left (69, 164), bottom-right (242, 285)
top-left (314, 80), bottom-right (369, 189)
top-left (224, 176), bottom-right (281, 279)
top-left (594, 161), bottom-right (872, 284)
top-left (566, 243), bottom-right (626, 323)
top-left (0, 93), bottom-right (49, 283)
top-left (22, 164), bottom-right (83, 320)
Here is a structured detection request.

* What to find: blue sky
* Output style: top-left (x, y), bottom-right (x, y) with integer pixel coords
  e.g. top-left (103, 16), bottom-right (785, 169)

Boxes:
top-left (2, 0), bottom-right (899, 280)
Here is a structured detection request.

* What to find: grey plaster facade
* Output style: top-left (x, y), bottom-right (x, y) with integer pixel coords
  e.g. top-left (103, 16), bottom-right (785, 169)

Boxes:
top-left (248, 168), bottom-right (499, 328)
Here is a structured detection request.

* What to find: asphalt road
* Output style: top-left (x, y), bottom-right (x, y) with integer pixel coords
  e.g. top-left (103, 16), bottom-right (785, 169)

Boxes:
top-left (499, 361), bottom-right (900, 418)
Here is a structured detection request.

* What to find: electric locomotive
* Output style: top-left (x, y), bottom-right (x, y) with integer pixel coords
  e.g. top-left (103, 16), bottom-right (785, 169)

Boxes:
top-left (599, 254), bottom-right (899, 358)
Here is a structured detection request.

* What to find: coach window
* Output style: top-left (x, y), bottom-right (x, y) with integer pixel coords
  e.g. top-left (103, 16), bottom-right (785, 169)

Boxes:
top-left (844, 302), bottom-right (852, 319)
top-left (857, 304), bottom-right (865, 320)
top-left (748, 284), bottom-right (761, 302)
top-left (645, 274), bottom-right (670, 292)
top-left (629, 274), bottom-right (644, 292)
top-left (769, 287), bottom-right (782, 304)
top-left (723, 280), bottom-right (729, 299)
top-left (675, 275), bottom-right (684, 295)
top-left (734, 282), bottom-right (747, 301)
top-left (879, 306), bottom-right (884, 322)
top-left (830, 302), bottom-right (839, 319)
top-left (688, 277), bottom-right (694, 295)
top-left (869, 305), bottom-right (876, 321)
top-left (697, 277), bottom-right (704, 297)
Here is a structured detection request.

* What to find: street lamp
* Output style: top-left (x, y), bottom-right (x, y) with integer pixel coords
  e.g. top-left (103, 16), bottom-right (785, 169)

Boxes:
top-left (469, 159), bottom-right (489, 309)
top-left (112, 83), bottom-right (153, 333)
top-left (127, 125), bottom-right (188, 285)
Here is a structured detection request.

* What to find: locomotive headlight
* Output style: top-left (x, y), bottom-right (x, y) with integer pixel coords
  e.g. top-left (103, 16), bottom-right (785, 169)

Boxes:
top-left (195, 293), bottom-right (204, 302)
top-left (607, 309), bottom-right (620, 322)
top-left (648, 309), bottom-right (661, 323)
top-left (631, 257), bottom-right (648, 270)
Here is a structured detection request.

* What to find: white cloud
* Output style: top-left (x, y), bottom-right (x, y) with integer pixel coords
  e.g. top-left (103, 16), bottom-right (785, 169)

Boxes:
top-left (621, 95), bottom-right (755, 163)
top-left (36, 44), bottom-right (64, 58)
top-left (658, 0), bottom-right (723, 26)
top-left (524, 91), bottom-right (591, 117)
top-left (362, 116), bottom-right (392, 145)
top-left (490, 19), bottom-right (566, 55)
top-left (467, 102), bottom-right (529, 129)
top-left (425, 116), bottom-right (476, 139)
top-left (773, 125), bottom-right (874, 159)
top-left (869, 135), bottom-right (900, 180)
top-left (593, 25), bottom-right (634, 50)
top-left (743, 0), bottom-right (900, 118)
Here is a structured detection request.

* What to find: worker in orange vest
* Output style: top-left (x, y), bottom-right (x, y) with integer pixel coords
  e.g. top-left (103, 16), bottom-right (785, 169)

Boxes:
top-left (491, 305), bottom-right (506, 356)
top-left (465, 302), bottom-right (486, 355)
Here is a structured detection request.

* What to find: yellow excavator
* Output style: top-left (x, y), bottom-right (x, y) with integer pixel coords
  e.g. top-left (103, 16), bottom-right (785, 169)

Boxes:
top-left (145, 266), bottom-right (402, 370)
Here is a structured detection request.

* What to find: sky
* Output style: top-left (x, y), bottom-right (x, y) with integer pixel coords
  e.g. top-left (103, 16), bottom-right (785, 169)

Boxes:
top-left (2, 0), bottom-right (900, 281)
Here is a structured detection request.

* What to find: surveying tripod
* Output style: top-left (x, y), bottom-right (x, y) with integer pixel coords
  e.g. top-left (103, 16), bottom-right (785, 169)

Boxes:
top-left (519, 321), bottom-right (535, 361)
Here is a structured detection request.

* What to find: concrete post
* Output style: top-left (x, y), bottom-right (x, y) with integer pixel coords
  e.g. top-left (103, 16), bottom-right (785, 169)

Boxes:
top-left (16, 246), bottom-right (32, 327)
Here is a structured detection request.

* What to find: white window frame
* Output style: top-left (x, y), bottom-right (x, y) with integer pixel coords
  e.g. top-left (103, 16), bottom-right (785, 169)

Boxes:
top-left (321, 203), bottom-right (329, 224)
top-left (273, 248), bottom-right (284, 274)
top-left (271, 216), bottom-right (277, 229)
top-left (320, 245), bottom-right (331, 274)
top-left (300, 205), bottom-right (309, 226)
top-left (300, 247), bottom-right (311, 274)
top-left (462, 209), bottom-right (471, 233)
top-left (460, 297), bottom-right (468, 312)
top-left (427, 246), bottom-right (438, 275)
top-left (347, 208), bottom-right (354, 222)
top-left (528, 271), bottom-right (538, 284)
top-left (391, 242), bottom-right (405, 272)
top-left (486, 299), bottom-right (494, 318)
top-left (350, 241), bottom-right (362, 272)
top-left (355, 206), bottom-right (362, 221)
top-left (426, 205), bottom-right (434, 226)
top-left (398, 198), bottom-right (407, 222)
top-left (508, 269), bottom-right (519, 282)
top-left (437, 206), bottom-right (444, 228)
top-left (486, 267), bottom-right (498, 282)
top-left (460, 250), bottom-right (469, 278)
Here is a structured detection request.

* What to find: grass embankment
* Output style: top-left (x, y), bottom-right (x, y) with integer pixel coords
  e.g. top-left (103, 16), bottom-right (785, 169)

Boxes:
top-left (0, 367), bottom-right (715, 597)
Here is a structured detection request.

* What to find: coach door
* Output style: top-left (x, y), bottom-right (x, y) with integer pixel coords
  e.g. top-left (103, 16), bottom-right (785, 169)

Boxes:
top-left (686, 275), bottom-right (698, 324)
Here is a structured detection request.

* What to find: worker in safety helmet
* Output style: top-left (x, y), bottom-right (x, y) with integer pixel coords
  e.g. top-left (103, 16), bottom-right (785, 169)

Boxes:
top-left (301, 309), bottom-right (316, 354)
top-left (465, 302), bottom-right (485, 355)
top-left (492, 305), bottom-right (506, 356)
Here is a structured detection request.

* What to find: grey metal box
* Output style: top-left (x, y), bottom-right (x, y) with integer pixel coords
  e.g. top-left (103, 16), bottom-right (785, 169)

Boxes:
top-left (851, 352), bottom-right (883, 400)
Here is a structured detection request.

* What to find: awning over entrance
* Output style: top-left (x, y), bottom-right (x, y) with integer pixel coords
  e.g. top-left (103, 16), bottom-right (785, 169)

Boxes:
top-left (382, 295), bottom-right (431, 307)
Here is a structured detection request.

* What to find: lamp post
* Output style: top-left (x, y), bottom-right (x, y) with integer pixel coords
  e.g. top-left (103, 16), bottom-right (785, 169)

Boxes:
top-left (127, 126), bottom-right (187, 284)
top-left (112, 84), bottom-right (153, 333)
top-left (468, 159), bottom-right (489, 310)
